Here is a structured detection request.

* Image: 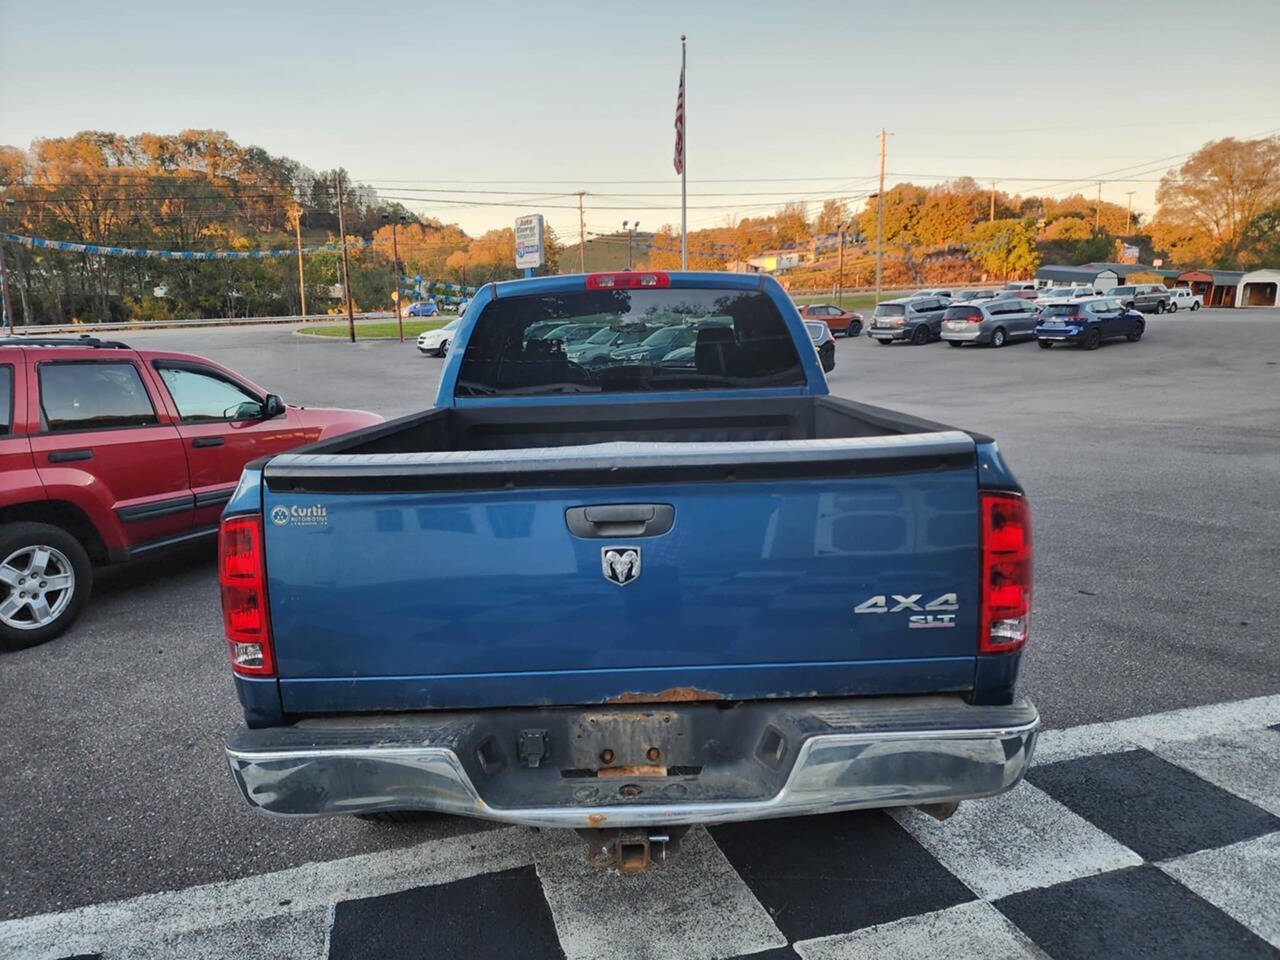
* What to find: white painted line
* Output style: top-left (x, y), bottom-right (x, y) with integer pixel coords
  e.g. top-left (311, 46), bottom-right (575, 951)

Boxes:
top-left (1034, 694), bottom-right (1280, 764)
top-left (0, 826), bottom-right (563, 960)
top-left (4, 694), bottom-right (1280, 959)
top-left (105, 908), bottom-right (329, 960)
top-left (1149, 730), bottom-right (1280, 817)
top-left (1159, 832), bottom-right (1280, 949)
top-left (536, 826), bottom-right (787, 960)
top-left (793, 900), bottom-right (1045, 960)
top-left (892, 782), bottom-right (1143, 900)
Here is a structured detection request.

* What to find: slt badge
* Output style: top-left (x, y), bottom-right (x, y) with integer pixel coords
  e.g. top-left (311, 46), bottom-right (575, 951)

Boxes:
top-left (854, 592), bottom-right (958, 629)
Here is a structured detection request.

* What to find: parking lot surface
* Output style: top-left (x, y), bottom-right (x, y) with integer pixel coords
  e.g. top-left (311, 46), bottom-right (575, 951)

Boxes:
top-left (3, 307), bottom-right (1279, 956)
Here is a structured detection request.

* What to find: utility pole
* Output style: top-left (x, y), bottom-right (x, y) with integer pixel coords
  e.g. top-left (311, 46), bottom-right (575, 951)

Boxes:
top-left (335, 171), bottom-right (356, 344)
top-left (1125, 191), bottom-right (1135, 234)
top-left (291, 205), bottom-right (307, 319)
top-left (875, 128), bottom-right (886, 305)
top-left (578, 192), bottom-right (586, 273)
top-left (990, 181), bottom-right (996, 222)
top-left (0, 197), bottom-right (13, 332)
top-left (1095, 181), bottom-right (1102, 231)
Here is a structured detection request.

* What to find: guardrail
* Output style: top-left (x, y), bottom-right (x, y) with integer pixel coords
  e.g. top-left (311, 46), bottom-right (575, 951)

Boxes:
top-left (0, 312), bottom-right (398, 336)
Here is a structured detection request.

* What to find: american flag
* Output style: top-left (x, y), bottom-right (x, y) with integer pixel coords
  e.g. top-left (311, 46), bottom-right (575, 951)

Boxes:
top-left (673, 59), bottom-right (685, 174)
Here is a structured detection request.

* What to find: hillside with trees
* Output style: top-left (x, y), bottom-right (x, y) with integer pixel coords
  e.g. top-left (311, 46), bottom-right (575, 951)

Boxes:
top-left (0, 131), bottom-right (546, 324)
top-left (1, 131), bottom-right (1275, 324)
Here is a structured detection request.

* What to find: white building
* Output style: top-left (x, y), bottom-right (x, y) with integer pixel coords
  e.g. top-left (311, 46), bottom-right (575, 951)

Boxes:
top-left (1237, 269), bottom-right (1280, 308)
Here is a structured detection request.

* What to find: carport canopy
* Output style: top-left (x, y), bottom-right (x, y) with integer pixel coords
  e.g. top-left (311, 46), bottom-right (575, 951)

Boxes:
top-left (1238, 269), bottom-right (1280, 307)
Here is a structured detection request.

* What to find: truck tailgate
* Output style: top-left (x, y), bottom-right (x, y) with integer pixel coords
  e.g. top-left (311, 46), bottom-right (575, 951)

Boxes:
top-left (260, 433), bottom-right (980, 713)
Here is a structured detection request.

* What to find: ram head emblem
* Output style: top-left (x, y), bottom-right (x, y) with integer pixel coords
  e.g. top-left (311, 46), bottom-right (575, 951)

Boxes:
top-left (601, 547), bottom-right (641, 586)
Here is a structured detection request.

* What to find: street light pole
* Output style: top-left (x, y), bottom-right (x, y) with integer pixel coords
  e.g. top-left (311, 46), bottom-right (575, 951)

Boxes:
top-left (335, 171), bottom-right (356, 344)
top-left (836, 222), bottom-right (845, 307)
top-left (623, 220), bottom-right (639, 270)
top-left (384, 212), bottom-right (405, 343)
top-left (290, 205), bottom-right (307, 319)
top-left (0, 197), bottom-right (14, 332)
top-left (875, 128), bottom-right (886, 305)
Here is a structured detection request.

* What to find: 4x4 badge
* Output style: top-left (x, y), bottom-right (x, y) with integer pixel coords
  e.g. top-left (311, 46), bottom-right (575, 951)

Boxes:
top-left (601, 546), bottom-right (641, 586)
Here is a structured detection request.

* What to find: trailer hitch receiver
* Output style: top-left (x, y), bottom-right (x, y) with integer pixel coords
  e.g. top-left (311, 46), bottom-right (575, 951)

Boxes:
top-left (579, 826), bottom-right (690, 873)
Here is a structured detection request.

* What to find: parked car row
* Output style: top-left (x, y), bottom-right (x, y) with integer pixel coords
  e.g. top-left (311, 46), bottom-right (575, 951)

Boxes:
top-left (866, 292), bottom-right (1147, 351)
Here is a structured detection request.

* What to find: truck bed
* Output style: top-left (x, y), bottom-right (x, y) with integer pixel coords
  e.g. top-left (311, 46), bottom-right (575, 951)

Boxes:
top-left (282, 395), bottom-right (958, 457)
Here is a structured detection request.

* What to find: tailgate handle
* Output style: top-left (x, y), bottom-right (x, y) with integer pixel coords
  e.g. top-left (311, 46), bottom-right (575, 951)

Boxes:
top-left (567, 504), bottom-right (674, 538)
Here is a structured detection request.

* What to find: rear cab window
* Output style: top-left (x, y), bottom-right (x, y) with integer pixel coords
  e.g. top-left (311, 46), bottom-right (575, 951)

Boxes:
top-left (38, 361), bottom-right (158, 432)
top-left (455, 286), bottom-right (805, 397)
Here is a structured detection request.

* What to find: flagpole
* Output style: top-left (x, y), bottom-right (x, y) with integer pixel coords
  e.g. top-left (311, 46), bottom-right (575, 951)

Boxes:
top-left (680, 34), bottom-right (687, 270)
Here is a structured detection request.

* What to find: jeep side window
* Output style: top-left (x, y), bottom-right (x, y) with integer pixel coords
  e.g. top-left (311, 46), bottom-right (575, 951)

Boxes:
top-left (156, 364), bottom-right (261, 422)
top-left (0, 365), bottom-right (12, 436)
top-left (38, 361), bottom-right (159, 432)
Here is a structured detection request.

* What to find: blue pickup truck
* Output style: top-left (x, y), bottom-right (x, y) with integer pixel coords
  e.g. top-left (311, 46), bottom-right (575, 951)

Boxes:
top-left (220, 271), bottom-right (1037, 872)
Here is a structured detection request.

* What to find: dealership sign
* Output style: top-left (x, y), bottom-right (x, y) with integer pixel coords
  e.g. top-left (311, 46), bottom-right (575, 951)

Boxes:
top-left (515, 214), bottom-right (545, 269)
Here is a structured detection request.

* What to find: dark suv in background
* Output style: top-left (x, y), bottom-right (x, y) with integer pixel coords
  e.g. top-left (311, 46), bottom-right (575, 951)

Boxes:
top-left (1112, 284), bottom-right (1171, 314)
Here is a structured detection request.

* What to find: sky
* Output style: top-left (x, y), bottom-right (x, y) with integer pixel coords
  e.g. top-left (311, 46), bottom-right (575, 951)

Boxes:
top-left (3, 0), bottom-right (1279, 242)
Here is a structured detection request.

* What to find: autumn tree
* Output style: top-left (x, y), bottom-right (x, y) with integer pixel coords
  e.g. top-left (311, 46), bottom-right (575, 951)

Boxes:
top-left (966, 220), bottom-right (1040, 281)
top-left (1153, 136), bottom-right (1280, 265)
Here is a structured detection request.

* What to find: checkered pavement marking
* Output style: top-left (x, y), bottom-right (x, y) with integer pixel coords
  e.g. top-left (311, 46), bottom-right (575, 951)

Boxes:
top-left (3, 693), bottom-right (1278, 960)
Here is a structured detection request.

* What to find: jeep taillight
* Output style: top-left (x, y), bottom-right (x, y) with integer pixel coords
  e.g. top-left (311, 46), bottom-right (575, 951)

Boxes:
top-left (979, 492), bottom-right (1031, 654)
top-left (219, 515), bottom-right (275, 676)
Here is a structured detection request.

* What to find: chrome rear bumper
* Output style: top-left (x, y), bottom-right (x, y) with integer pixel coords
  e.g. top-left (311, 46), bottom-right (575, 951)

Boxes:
top-left (226, 696), bottom-right (1038, 828)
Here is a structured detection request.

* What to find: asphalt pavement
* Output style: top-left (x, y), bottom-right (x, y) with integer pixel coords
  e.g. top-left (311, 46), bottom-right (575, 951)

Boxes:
top-left (2, 307), bottom-right (1279, 938)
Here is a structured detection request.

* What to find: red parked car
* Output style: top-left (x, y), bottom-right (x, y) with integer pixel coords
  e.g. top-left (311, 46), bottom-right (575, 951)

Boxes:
top-left (796, 303), bottom-right (863, 337)
top-left (0, 335), bottom-right (381, 648)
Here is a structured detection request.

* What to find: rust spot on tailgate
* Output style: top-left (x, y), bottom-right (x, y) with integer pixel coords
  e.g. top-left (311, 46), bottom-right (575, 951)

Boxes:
top-left (587, 813), bottom-right (607, 827)
top-left (597, 764), bottom-right (668, 778)
top-left (604, 686), bottom-right (727, 705)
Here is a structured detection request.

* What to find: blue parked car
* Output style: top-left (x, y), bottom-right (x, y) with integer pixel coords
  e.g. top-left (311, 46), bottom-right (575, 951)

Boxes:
top-left (1034, 296), bottom-right (1145, 350)
top-left (406, 300), bottom-right (439, 317)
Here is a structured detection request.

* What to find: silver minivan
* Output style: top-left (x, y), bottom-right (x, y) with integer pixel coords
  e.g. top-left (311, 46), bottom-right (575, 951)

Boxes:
top-left (940, 298), bottom-right (1040, 348)
top-left (866, 296), bottom-right (949, 345)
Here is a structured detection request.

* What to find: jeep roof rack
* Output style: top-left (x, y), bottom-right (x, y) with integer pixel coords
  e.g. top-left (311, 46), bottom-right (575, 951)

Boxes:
top-left (0, 334), bottom-right (132, 349)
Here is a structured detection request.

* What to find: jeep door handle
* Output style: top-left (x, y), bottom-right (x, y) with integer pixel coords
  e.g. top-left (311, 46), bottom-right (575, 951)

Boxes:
top-left (192, 437), bottom-right (225, 448)
top-left (566, 504), bottom-right (675, 538)
top-left (48, 449), bottom-right (92, 463)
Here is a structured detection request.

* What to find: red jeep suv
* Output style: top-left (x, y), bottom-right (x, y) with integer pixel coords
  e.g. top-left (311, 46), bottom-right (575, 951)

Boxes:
top-left (0, 335), bottom-right (381, 648)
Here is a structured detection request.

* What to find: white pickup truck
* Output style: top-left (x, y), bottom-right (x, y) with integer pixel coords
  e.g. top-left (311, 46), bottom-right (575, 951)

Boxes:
top-left (1168, 288), bottom-right (1203, 312)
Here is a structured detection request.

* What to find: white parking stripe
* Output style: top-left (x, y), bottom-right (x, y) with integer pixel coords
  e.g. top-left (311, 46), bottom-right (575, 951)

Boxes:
top-left (106, 908), bottom-right (329, 960)
top-left (793, 900), bottom-right (1044, 960)
top-left (536, 826), bottom-right (787, 960)
top-left (1149, 730), bottom-right (1280, 817)
top-left (4, 695), bottom-right (1280, 959)
top-left (1159, 832), bottom-right (1280, 949)
top-left (0, 826), bottom-right (562, 960)
top-left (1033, 694), bottom-right (1280, 764)
top-left (892, 782), bottom-right (1143, 900)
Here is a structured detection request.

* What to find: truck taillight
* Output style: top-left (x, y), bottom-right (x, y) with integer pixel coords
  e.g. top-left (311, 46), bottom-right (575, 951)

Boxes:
top-left (979, 493), bottom-right (1031, 654)
top-left (219, 515), bottom-right (275, 677)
